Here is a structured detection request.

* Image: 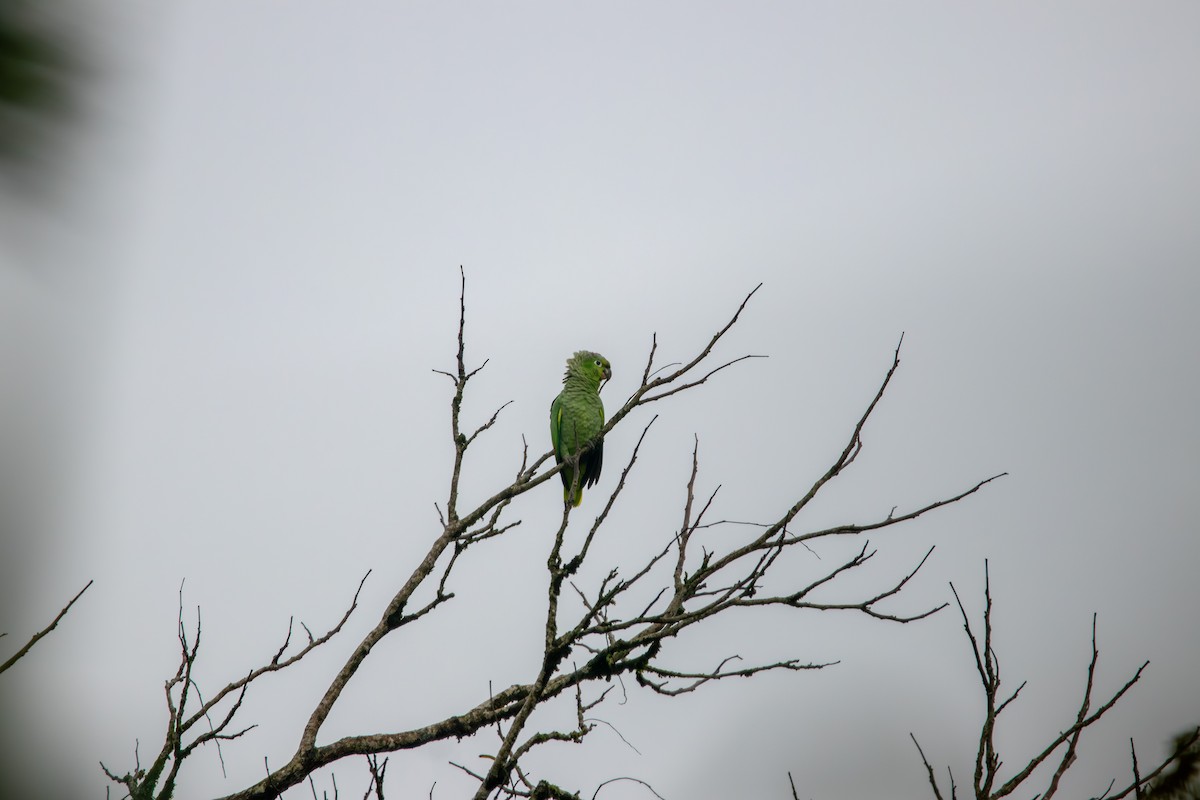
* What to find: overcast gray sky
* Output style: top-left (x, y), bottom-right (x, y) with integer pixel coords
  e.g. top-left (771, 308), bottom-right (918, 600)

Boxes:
top-left (2, 3), bottom-right (1199, 799)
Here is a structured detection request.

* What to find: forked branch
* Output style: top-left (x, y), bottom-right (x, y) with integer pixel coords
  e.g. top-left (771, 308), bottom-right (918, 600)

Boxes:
top-left (103, 575), bottom-right (368, 800)
top-left (912, 563), bottom-right (1185, 800)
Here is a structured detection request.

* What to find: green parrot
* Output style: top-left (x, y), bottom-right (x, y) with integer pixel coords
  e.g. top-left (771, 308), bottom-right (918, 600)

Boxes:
top-left (550, 351), bottom-right (612, 507)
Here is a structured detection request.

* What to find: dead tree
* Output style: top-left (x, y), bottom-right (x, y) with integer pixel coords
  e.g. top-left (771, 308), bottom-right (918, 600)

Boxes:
top-left (104, 274), bottom-right (1003, 800)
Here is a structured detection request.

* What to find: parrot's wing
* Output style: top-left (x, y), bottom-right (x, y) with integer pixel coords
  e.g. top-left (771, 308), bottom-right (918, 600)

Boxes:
top-left (550, 393), bottom-right (564, 463)
top-left (579, 402), bottom-right (604, 489)
top-left (581, 438), bottom-right (603, 488)
top-left (551, 393), bottom-right (577, 495)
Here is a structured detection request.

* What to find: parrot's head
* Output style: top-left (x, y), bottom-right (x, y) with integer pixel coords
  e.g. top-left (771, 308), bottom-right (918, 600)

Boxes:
top-left (567, 351), bottom-right (612, 391)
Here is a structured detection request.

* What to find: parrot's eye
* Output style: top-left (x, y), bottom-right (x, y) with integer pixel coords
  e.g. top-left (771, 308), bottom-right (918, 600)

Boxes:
top-left (594, 359), bottom-right (602, 366)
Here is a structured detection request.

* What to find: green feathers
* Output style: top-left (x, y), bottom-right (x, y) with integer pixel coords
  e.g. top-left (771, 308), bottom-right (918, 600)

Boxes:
top-left (550, 351), bottom-right (611, 507)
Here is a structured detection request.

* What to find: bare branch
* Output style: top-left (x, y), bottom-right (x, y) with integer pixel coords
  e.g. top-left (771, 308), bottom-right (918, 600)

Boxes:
top-left (0, 579), bottom-right (92, 675)
top-left (592, 776), bottom-right (665, 800)
top-left (911, 733), bottom-right (947, 800)
top-left (584, 717), bottom-right (641, 756)
top-left (993, 662), bottom-right (1148, 799)
top-left (364, 755), bottom-right (388, 800)
top-left (1041, 614), bottom-right (1104, 800)
top-left (791, 473), bottom-right (1007, 545)
top-left (638, 654), bottom-right (835, 696)
top-left (467, 400), bottom-right (514, 447)
top-left (639, 332), bottom-right (659, 387)
top-left (103, 575), bottom-right (368, 800)
top-left (635, 353), bottom-right (767, 405)
top-left (1093, 727), bottom-right (1200, 800)
top-left (782, 333), bottom-right (906, 522)
top-left (185, 571), bottom-right (369, 737)
top-left (917, 566), bottom-right (1165, 800)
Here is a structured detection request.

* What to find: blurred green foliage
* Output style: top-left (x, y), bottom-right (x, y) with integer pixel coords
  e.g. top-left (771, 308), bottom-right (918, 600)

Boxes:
top-left (0, 0), bottom-right (78, 180)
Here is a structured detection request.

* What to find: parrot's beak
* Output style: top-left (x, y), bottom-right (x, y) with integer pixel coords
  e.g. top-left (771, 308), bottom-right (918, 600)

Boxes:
top-left (601, 366), bottom-right (612, 391)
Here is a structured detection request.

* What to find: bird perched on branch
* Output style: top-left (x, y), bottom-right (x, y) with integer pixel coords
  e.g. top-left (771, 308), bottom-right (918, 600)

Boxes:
top-left (550, 351), bottom-right (611, 507)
